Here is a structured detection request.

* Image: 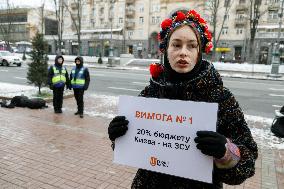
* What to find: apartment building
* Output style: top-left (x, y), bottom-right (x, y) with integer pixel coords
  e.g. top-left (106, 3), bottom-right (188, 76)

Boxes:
top-left (0, 8), bottom-right (57, 53)
top-left (51, 0), bottom-right (284, 64)
top-left (59, 0), bottom-right (206, 57)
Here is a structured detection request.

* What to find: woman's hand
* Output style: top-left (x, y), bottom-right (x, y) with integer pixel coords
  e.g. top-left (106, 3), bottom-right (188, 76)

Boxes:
top-left (194, 131), bottom-right (227, 159)
top-left (108, 116), bottom-right (129, 141)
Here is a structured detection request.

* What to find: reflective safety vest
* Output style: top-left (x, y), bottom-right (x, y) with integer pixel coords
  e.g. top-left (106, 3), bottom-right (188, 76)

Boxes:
top-left (51, 66), bottom-right (67, 87)
top-left (71, 67), bottom-right (85, 89)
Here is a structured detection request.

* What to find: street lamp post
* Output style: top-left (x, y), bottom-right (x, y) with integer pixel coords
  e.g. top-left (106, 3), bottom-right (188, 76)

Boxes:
top-left (270, 0), bottom-right (284, 77)
top-left (108, 0), bottom-right (116, 66)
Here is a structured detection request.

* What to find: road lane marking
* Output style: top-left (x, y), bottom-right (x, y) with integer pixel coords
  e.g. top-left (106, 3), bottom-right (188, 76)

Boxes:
top-left (108, 87), bottom-right (140, 92)
top-left (90, 71), bottom-right (149, 77)
top-left (269, 94), bottom-right (284, 97)
top-left (90, 73), bottom-right (105, 77)
top-left (0, 69), bottom-right (8, 72)
top-left (272, 105), bottom-right (282, 108)
top-left (14, 77), bottom-right (27, 80)
top-left (132, 82), bottom-right (148, 86)
top-left (269, 88), bottom-right (284, 91)
top-left (226, 80), bottom-right (284, 87)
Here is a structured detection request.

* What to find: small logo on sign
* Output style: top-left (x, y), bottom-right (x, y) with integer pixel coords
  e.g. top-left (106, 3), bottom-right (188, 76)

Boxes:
top-left (150, 157), bottom-right (157, 166)
top-left (150, 156), bottom-right (169, 167)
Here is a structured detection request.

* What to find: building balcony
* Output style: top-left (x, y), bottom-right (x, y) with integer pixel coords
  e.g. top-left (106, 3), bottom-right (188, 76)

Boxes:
top-left (71, 2), bottom-right (77, 9)
top-left (256, 32), bottom-right (284, 39)
top-left (235, 18), bottom-right (247, 26)
top-left (126, 9), bottom-right (135, 17)
top-left (125, 21), bottom-right (135, 28)
top-left (268, 2), bottom-right (280, 10)
top-left (126, 0), bottom-right (135, 4)
top-left (236, 4), bottom-right (248, 11)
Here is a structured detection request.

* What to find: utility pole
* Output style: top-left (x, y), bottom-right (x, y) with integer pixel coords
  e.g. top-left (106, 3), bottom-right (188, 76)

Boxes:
top-left (123, 0), bottom-right (126, 54)
top-left (109, 0), bottom-right (115, 57)
top-left (41, 4), bottom-right (44, 34)
top-left (270, 0), bottom-right (284, 77)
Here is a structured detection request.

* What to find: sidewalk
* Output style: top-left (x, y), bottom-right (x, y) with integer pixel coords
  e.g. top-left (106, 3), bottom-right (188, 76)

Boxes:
top-left (0, 95), bottom-right (283, 189)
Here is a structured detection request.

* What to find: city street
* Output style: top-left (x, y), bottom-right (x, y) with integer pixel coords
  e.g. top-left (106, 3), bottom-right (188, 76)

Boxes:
top-left (1, 64), bottom-right (283, 118)
top-left (1, 64), bottom-right (284, 188)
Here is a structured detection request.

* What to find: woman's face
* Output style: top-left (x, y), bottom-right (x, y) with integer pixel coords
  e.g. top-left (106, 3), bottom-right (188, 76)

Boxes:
top-left (57, 58), bottom-right (63, 64)
top-left (167, 25), bottom-right (199, 73)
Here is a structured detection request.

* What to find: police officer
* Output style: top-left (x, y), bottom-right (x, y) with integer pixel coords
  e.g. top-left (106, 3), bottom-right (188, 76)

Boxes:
top-left (48, 55), bottom-right (70, 113)
top-left (70, 56), bottom-right (90, 118)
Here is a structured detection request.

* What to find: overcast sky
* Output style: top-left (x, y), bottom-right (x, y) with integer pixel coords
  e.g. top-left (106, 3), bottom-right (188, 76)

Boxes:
top-left (3, 0), bottom-right (54, 10)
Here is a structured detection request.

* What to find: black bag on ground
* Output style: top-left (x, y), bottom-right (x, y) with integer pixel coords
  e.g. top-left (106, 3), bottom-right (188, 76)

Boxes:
top-left (10, 96), bottom-right (29, 107)
top-left (1, 96), bottom-right (47, 109)
top-left (271, 116), bottom-right (284, 138)
top-left (26, 98), bottom-right (48, 109)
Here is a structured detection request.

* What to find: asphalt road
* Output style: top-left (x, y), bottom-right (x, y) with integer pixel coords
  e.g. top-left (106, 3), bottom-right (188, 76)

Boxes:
top-left (0, 64), bottom-right (283, 118)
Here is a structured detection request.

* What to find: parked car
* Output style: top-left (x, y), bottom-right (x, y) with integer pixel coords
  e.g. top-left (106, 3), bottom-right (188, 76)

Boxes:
top-left (0, 51), bottom-right (22, 67)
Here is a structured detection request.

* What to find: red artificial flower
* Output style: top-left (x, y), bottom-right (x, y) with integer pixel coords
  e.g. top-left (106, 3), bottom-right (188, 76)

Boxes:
top-left (205, 31), bottom-right (212, 41)
top-left (198, 17), bottom-right (207, 25)
top-left (188, 10), bottom-right (198, 17)
top-left (175, 11), bottom-right (186, 22)
top-left (149, 63), bottom-right (164, 78)
top-left (194, 13), bottom-right (201, 21)
top-left (205, 42), bottom-right (213, 54)
top-left (161, 19), bottom-right (172, 30)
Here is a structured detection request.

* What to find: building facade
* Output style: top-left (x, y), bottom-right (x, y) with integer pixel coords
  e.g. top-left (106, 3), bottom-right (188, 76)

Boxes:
top-left (0, 8), bottom-right (57, 53)
top-left (44, 0), bottom-right (284, 64)
top-left (56, 0), bottom-right (206, 58)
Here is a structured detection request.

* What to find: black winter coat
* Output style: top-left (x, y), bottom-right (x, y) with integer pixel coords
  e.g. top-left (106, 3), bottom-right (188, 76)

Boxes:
top-left (131, 60), bottom-right (258, 189)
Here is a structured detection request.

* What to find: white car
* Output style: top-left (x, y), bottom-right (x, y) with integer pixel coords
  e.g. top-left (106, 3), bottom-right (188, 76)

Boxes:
top-left (0, 51), bottom-right (22, 67)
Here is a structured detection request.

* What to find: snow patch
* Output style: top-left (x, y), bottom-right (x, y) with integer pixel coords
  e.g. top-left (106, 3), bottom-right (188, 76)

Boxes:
top-left (250, 128), bottom-right (284, 149)
top-left (85, 94), bottom-right (118, 119)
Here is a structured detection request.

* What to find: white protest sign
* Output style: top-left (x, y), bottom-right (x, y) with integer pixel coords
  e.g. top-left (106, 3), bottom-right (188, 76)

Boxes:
top-left (114, 95), bottom-right (218, 183)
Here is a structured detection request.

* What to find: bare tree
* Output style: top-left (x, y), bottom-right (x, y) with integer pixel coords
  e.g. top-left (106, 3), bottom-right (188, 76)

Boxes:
top-left (216, 1), bottom-right (233, 46)
top-left (63, 0), bottom-right (84, 55)
top-left (53, 0), bottom-right (64, 54)
top-left (0, 0), bottom-right (15, 51)
top-left (206, 0), bottom-right (233, 60)
top-left (248, 0), bottom-right (263, 63)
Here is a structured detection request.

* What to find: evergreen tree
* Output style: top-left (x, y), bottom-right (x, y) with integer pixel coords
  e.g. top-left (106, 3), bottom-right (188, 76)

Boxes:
top-left (27, 33), bottom-right (49, 95)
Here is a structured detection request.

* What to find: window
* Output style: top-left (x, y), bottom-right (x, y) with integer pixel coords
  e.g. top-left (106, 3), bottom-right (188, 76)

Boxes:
top-left (222, 27), bottom-right (228, 35)
top-left (139, 17), bottom-right (144, 24)
top-left (119, 17), bottom-right (123, 24)
top-left (151, 4), bottom-right (160, 12)
top-left (151, 16), bottom-right (160, 24)
top-left (236, 28), bottom-right (243, 35)
top-left (138, 4), bottom-right (144, 12)
top-left (100, 7), bottom-right (104, 15)
top-left (93, 7), bottom-right (96, 17)
top-left (224, 14), bottom-right (229, 20)
top-left (224, 0), bottom-right (231, 7)
top-left (151, 16), bottom-right (155, 24)
top-left (268, 10), bottom-right (278, 19)
top-left (236, 13), bottom-right (245, 19)
top-left (128, 30), bottom-right (133, 37)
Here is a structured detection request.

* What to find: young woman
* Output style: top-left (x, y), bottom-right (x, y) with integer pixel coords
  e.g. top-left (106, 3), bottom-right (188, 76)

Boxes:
top-left (108, 10), bottom-right (258, 188)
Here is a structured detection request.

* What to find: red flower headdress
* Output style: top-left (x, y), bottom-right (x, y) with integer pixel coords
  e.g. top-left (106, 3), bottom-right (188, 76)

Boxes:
top-left (159, 10), bottom-right (213, 54)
